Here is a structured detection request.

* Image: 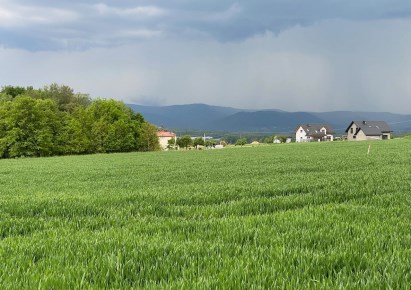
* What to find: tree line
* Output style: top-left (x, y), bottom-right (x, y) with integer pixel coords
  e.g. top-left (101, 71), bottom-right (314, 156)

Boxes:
top-left (174, 129), bottom-right (290, 145)
top-left (0, 84), bottom-right (159, 158)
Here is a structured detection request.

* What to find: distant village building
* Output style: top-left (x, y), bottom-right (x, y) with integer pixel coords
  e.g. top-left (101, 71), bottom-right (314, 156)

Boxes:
top-left (345, 121), bottom-right (392, 141)
top-left (157, 131), bottom-right (176, 150)
top-left (295, 124), bottom-right (334, 142)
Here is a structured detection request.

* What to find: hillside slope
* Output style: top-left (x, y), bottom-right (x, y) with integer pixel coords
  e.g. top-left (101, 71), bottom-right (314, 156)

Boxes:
top-left (128, 103), bottom-right (411, 133)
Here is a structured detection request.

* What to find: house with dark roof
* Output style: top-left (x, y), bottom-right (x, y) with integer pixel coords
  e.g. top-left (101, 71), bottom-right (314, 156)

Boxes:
top-left (295, 124), bottom-right (334, 142)
top-left (345, 121), bottom-right (392, 141)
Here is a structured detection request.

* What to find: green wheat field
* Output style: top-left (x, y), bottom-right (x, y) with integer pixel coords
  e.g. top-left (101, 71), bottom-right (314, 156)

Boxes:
top-left (1, 140), bottom-right (411, 288)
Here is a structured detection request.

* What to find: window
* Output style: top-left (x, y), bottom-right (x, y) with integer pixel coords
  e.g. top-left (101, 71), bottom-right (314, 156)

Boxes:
top-left (300, 129), bottom-right (303, 133)
top-left (350, 128), bottom-right (353, 134)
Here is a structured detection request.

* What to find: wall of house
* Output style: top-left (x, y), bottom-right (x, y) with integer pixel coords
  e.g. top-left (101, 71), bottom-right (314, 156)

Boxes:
top-left (295, 127), bottom-right (307, 142)
top-left (319, 126), bottom-right (334, 141)
top-left (347, 127), bottom-right (390, 141)
top-left (159, 136), bottom-right (175, 149)
top-left (382, 133), bottom-right (391, 140)
top-left (353, 129), bottom-right (368, 141)
top-left (346, 123), bottom-right (358, 141)
top-left (366, 135), bottom-right (382, 141)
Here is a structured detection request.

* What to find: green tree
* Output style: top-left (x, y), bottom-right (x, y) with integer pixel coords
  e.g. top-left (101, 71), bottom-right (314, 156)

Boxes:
top-left (137, 122), bottom-right (160, 151)
top-left (277, 136), bottom-right (287, 143)
top-left (167, 137), bottom-right (177, 150)
top-left (27, 83), bottom-right (92, 112)
top-left (262, 136), bottom-right (274, 143)
top-left (177, 135), bottom-right (193, 149)
top-left (205, 139), bottom-right (217, 147)
top-left (61, 107), bottom-right (93, 154)
top-left (193, 137), bottom-right (205, 147)
top-left (235, 137), bottom-right (247, 146)
top-left (86, 99), bottom-right (144, 153)
top-left (106, 119), bottom-right (137, 152)
top-left (0, 100), bottom-right (13, 157)
top-left (0, 86), bottom-right (32, 99)
top-left (0, 96), bottom-right (62, 157)
top-left (43, 83), bottom-right (75, 112)
top-left (0, 84), bottom-right (159, 158)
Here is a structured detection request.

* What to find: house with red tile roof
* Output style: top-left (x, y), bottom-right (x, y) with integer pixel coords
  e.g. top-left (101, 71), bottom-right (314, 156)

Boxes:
top-left (157, 131), bottom-right (176, 150)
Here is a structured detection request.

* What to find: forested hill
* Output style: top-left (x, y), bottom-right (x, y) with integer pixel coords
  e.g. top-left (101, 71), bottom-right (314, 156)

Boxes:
top-left (127, 103), bottom-right (244, 130)
top-left (0, 85), bottom-right (159, 159)
top-left (128, 103), bottom-right (411, 133)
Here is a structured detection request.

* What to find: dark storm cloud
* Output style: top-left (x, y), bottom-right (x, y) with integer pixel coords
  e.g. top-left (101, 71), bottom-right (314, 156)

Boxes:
top-left (1, 1), bottom-right (411, 113)
top-left (1, 0), bottom-right (411, 50)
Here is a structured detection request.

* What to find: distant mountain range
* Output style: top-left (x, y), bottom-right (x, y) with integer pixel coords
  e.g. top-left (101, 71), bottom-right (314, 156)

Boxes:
top-left (127, 103), bottom-right (411, 134)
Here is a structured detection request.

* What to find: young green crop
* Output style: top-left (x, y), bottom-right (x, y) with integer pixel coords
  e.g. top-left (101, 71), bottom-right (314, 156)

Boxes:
top-left (0, 140), bottom-right (410, 288)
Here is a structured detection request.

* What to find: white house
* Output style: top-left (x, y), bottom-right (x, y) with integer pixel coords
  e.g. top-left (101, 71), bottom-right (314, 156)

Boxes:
top-left (295, 124), bottom-right (334, 142)
top-left (157, 131), bottom-right (176, 150)
top-left (345, 121), bottom-right (392, 141)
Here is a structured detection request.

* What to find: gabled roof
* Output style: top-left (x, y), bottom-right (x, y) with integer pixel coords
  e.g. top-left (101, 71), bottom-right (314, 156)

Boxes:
top-left (345, 121), bottom-right (392, 135)
top-left (157, 131), bottom-right (176, 137)
top-left (295, 124), bottom-right (334, 135)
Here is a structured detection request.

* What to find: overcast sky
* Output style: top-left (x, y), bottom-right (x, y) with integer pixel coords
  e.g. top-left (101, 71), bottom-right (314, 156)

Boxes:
top-left (1, 0), bottom-right (411, 113)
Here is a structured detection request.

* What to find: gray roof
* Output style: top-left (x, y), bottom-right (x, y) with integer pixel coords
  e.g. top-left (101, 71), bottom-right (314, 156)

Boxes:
top-left (295, 124), bottom-right (334, 135)
top-left (345, 121), bottom-right (392, 136)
